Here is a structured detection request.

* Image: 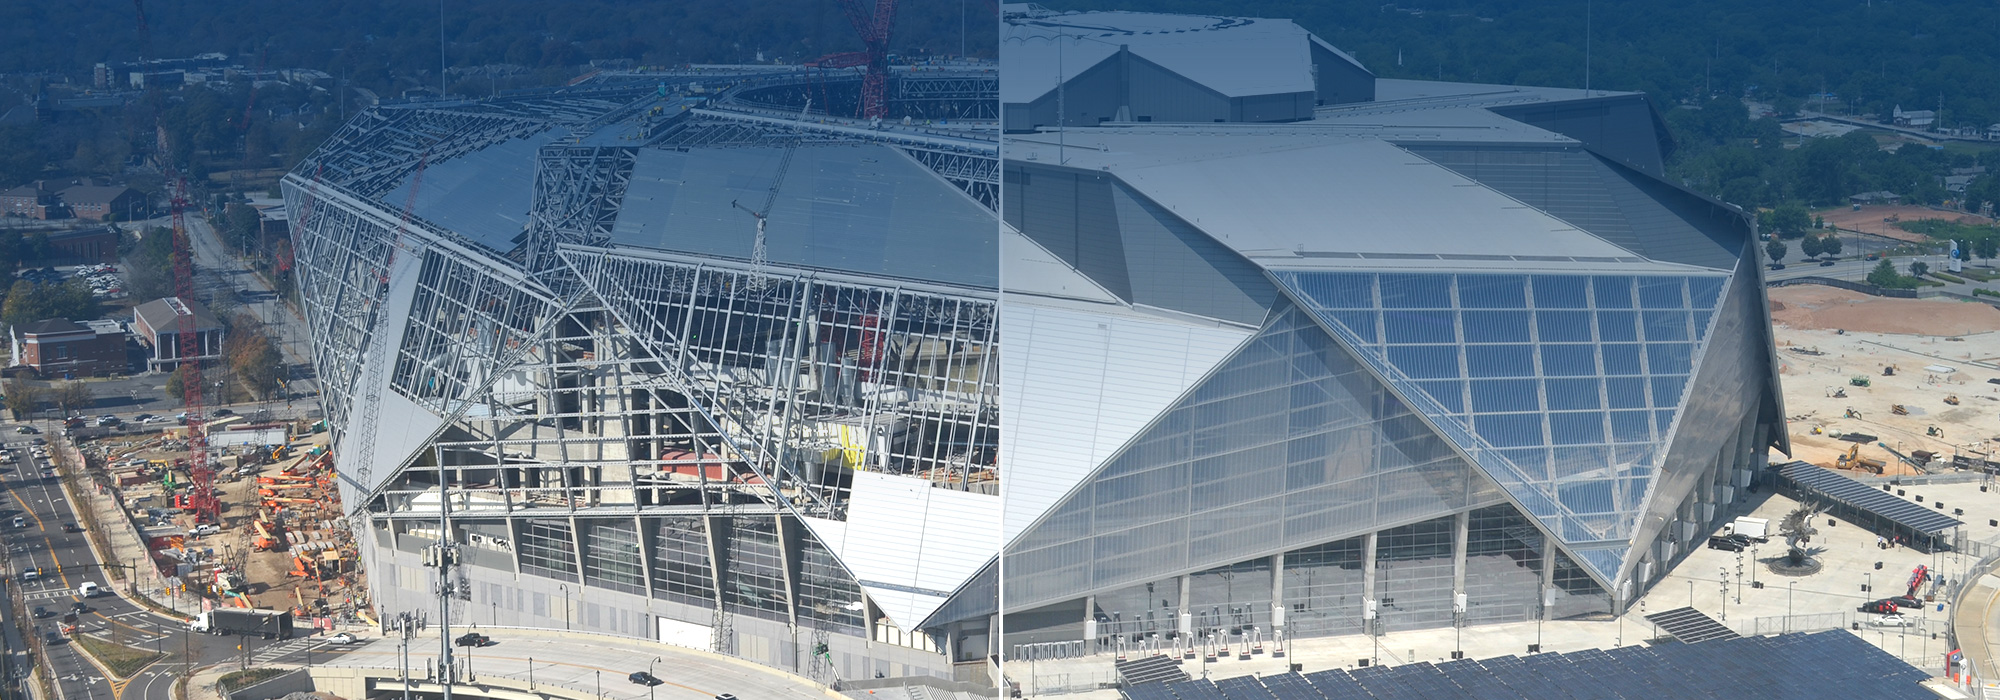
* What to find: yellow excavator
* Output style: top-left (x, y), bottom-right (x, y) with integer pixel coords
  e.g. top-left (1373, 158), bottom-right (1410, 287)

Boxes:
top-left (1836, 444), bottom-right (1886, 474)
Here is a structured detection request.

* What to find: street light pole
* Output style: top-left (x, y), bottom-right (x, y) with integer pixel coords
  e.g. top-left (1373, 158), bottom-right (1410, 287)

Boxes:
top-left (648, 656), bottom-right (662, 700)
top-left (559, 584), bottom-right (571, 630)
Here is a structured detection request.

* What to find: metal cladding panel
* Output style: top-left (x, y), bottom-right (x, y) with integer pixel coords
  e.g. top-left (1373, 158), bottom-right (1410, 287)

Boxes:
top-left (1276, 270), bottom-right (1731, 585)
top-left (1623, 253), bottom-right (1770, 584)
top-left (608, 144), bottom-right (997, 288)
top-left (1000, 227), bottom-right (1123, 304)
top-left (1402, 144), bottom-right (1744, 272)
top-left (1003, 304), bottom-right (1503, 611)
top-left (1003, 13), bottom-right (1316, 103)
top-left (830, 471), bottom-right (1000, 631)
top-left (1489, 95), bottom-right (1671, 176)
top-left (999, 302), bottom-right (1251, 544)
top-left (333, 250), bottom-right (443, 497)
top-left (1110, 183), bottom-right (1278, 327)
top-left (1309, 37), bottom-right (1375, 106)
top-left (1108, 140), bottom-right (1640, 261)
top-left (381, 130), bottom-right (564, 253)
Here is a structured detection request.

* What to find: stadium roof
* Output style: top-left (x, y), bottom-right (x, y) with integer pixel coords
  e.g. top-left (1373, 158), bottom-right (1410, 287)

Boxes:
top-left (1001, 10), bottom-right (1321, 102)
top-left (609, 144), bottom-right (998, 289)
top-left (383, 129), bottom-right (567, 253)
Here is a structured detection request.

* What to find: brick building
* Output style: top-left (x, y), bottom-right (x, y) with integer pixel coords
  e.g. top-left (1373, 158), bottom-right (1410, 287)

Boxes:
top-left (0, 181), bottom-right (60, 219)
top-left (58, 184), bottom-right (145, 221)
top-left (8, 319), bottom-right (128, 377)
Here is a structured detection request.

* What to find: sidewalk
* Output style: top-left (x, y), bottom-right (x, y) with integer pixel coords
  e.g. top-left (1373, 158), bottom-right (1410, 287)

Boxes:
top-left (53, 439), bottom-right (208, 619)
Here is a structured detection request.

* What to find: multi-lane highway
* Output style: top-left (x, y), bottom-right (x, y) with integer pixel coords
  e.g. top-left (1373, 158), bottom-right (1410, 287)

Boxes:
top-left (1, 440), bottom-right (373, 700)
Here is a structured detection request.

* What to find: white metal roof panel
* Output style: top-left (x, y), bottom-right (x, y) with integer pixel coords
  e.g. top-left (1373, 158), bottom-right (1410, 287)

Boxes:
top-left (334, 251), bottom-right (444, 500)
top-left (819, 472), bottom-right (1000, 631)
top-left (999, 300), bottom-right (1250, 543)
top-left (382, 130), bottom-right (564, 253)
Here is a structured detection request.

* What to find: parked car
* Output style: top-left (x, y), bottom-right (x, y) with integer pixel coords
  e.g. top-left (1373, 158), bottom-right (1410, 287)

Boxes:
top-left (327, 633), bottom-right (358, 644)
top-left (1859, 599), bottom-right (1898, 614)
top-left (628, 672), bottom-right (662, 687)
top-left (31, 606), bottom-right (45, 619)
top-left (191, 524), bottom-right (220, 536)
top-left (1869, 614), bottom-right (1912, 627)
top-left (1706, 535), bottom-right (1745, 552)
top-left (1890, 596), bottom-right (1924, 609)
top-left (455, 632), bottom-right (490, 647)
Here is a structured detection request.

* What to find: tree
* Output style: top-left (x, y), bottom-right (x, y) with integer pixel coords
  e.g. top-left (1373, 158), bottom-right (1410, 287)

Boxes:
top-left (224, 314), bottom-right (282, 401)
top-left (2, 378), bottom-right (40, 419)
top-left (0, 278), bottom-right (99, 326)
top-left (1820, 235), bottom-right (1843, 258)
top-left (1813, 215), bottom-right (1825, 229)
top-left (1767, 204), bottom-right (1812, 238)
top-left (52, 381), bottom-right (91, 416)
top-left (1765, 239), bottom-right (1787, 263)
top-left (1978, 237), bottom-right (2000, 266)
top-left (1868, 258), bottom-right (1902, 287)
top-left (164, 364), bottom-right (197, 404)
top-left (1910, 261), bottom-right (1930, 277)
top-left (1799, 235), bottom-right (1823, 259)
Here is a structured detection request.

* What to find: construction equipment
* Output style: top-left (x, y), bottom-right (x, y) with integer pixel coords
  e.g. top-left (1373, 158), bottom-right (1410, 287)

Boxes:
top-left (1845, 408), bottom-right (1863, 419)
top-left (156, 126), bottom-right (218, 525)
top-left (829, 0), bottom-right (898, 119)
top-left (1945, 395), bottom-right (1961, 406)
top-left (1884, 366), bottom-right (1897, 376)
top-left (1927, 426), bottom-right (1943, 438)
top-left (1851, 376), bottom-right (1872, 387)
top-left (1836, 444), bottom-right (1886, 474)
top-left (730, 143), bottom-right (798, 285)
top-left (1892, 404), bottom-right (1909, 416)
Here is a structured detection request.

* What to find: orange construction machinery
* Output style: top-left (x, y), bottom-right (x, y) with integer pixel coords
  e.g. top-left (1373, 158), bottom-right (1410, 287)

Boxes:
top-left (252, 520), bottom-right (286, 552)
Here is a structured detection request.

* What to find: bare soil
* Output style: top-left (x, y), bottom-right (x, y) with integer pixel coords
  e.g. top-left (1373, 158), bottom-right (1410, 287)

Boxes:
top-left (1816, 204), bottom-right (1994, 242)
top-left (1768, 286), bottom-right (2000, 336)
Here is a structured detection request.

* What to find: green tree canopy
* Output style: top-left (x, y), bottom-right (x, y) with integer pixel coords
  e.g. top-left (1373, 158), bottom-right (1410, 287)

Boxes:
top-left (1765, 239), bottom-right (1787, 263)
top-left (1799, 235), bottom-right (1823, 258)
top-left (1, 279), bottom-right (100, 326)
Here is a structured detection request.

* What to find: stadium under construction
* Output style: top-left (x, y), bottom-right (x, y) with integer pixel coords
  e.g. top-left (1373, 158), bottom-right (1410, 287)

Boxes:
top-left (285, 4), bottom-right (1788, 692)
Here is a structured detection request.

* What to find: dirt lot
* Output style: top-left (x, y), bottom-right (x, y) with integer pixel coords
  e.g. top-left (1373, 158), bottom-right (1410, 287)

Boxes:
top-left (1816, 204), bottom-right (1993, 242)
top-left (1769, 285), bottom-right (2000, 336)
top-left (1770, 287), bottom-right (2000, 475)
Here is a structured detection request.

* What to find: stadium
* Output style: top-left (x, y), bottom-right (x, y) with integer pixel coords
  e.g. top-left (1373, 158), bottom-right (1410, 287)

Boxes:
top-left (284, 64), bottom-right (1004, 687)
top-left (995, 5), bottom-right (1787, 656)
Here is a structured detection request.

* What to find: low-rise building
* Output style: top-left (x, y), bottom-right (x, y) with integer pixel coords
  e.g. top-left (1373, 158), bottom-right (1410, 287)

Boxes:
top-left (8, 318), bottom-right (127, 377)
top-left (59, 184), bottom-right (144, 221)
top-left (132, 297), bottom-right (224, 371)
top-left (1892, 106), bottom-right (1936, 129)
top-left (0, 181), bottom-right (60, 219)
top-left (45, 226), bottom-right (120, 263)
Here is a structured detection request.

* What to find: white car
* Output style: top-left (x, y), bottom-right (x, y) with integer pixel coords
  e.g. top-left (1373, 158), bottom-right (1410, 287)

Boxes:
top-left (1870, 614), bottom-right (1912, 627)
top-left (327, 633), bottom-right (358, 644)
top-left (191, 524), bottom-right (221, 536)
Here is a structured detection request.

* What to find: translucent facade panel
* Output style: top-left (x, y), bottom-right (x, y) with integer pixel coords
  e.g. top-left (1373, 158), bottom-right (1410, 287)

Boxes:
top-left (723, 517), bottom-right (791, 622)
top-left (1463, 505), bottom-right (1544, 625)
top-left (1373, 516), bottom-right (1456, 632)
top-left (1277, 271), bottom-right (1730, 584)
top-left (1002, 305), bottom-right (1495, 610)
top-left (519, 519), bottom-right (578, 582)
top-left (652, 517), bottom-right (716, 607)
top-left (1189, 559), bottom-right (1274, 634)
top-left (1093, 578), bottom-right (1181, 640)
top-left (1549, 549), bottom-right (1614, 620)
top-left (1282, 538), bottom-right (1366, 637)
top-left (798, 537), bottom-right (866, 636)
top-left (581, 519), bottom-right (646, 595)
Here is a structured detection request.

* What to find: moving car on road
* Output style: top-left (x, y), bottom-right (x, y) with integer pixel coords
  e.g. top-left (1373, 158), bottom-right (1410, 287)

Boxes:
top-left (628, 672), bottom-right (662, 686)
top-left (327, 633), bottom-right (358, 644)
top-left (455, 632), bottom-right (490, 647)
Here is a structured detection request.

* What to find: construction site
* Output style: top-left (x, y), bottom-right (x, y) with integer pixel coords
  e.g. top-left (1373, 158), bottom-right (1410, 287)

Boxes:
top-left (72, 420), bottom-right (369, 626)
top-left (1770, 284), bottom-right (2000, 475)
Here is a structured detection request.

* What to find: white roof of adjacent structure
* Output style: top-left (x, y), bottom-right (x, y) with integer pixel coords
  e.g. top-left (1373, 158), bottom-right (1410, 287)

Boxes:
top-left (1002, 10), bottom-right (1317, 102)
top-left (1009, 136), bottom-right (1659, 266)
top-left (998, 299), bottom-right (1251, 543)
top-left (1000, 226), bottom-right (1123, 304)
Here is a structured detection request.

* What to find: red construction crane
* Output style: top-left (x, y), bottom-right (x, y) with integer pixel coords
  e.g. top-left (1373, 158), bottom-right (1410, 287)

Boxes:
top-left (817, 0), bottom-right (898, 119)
top-left (158, 125), bottom-right (219, 523)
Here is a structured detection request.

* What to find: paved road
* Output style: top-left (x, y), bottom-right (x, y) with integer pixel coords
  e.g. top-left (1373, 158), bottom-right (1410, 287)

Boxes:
top-left (0, 439), bottom-right (371, 700)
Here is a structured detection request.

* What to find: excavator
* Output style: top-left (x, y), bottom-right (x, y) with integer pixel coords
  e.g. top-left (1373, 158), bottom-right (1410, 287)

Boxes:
top-left (1836, 444), bottom-right (1886, 474)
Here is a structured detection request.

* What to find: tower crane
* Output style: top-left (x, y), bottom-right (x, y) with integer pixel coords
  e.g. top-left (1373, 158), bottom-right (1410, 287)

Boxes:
top-left (810, 0), bottom-right (898, 119)
top-left (730, 144), bottom-right (798, 286)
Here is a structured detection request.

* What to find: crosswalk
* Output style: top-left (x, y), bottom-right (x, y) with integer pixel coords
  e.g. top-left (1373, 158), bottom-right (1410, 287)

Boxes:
top-left (242, 635), bottom-right (366, 664)
top-left (23, 589), bottom-right (72, 601)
